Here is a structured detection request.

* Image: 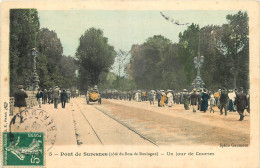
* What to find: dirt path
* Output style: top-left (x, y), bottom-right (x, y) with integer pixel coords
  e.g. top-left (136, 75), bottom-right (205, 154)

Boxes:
top-left (99, 99), bottom-right (250, 146)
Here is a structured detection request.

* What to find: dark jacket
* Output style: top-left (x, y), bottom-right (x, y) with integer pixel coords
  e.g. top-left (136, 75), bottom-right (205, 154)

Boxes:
top-left (14, 90), bottom-right (28, 107)
top-left (157, 92), bottom-right (162, 100)
top-left (36, 91), bottom-right (43, 100)
top-left (60, 92), bottom-right (68, 101)
top-left (220, 90), bottom-right (229, 104)
top-left (234, 92), bottom-right (248, 111)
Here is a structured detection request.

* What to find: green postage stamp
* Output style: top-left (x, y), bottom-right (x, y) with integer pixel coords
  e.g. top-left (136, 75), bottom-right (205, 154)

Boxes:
top-left (2, 132), bottom-right (44, 166)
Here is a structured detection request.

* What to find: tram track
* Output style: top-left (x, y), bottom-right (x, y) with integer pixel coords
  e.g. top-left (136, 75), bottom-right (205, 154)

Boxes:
top-left (73, 101), bottom-right (104, 145)
top-left (94, 106), bottom-right (158, 146)
top-left (71, 98), bottom-right (157, 146)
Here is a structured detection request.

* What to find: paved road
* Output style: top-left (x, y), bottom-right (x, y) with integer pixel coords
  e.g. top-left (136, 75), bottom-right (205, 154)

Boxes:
top-left (70, 98), bottom-right (153, 145)
top-left (10, 96), bottom-right (250, 147)
top-left (99, 99), bottom-right (250, 146)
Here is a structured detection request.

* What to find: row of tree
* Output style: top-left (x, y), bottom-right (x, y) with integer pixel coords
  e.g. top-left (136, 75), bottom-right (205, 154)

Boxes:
top-left (10, 9), bottom-right (77, 95)
top-left (9, 9), bottom-right (117, 95)
top-left (126, 11), bottom-right (249, 92)
top-left (9, 9), bottom-right (249, 95)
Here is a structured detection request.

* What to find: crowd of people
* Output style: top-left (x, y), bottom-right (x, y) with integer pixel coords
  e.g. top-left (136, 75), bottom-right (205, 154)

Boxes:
top-left (101, 87), bottom-right (250, 121)
top-left (12, 84), bottom-right (250, 123)
top-left (12, 85), bottom-right (80, 125)
top-left (35, 86), bottom-right (81, 109)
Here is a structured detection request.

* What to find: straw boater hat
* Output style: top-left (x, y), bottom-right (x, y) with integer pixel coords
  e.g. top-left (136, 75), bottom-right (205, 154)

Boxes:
top-left (167, 89), bottom-right (172, 92)
top-left (183, 89), bottom-right (187, 92)
top-left (18, 85), bottom-right (24, 89)
top-left (192, 88), bottom-right (196, 92)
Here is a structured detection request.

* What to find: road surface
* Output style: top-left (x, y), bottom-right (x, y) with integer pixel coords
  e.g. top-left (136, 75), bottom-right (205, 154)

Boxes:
top-left (10, 96), bottom-right (250, 147)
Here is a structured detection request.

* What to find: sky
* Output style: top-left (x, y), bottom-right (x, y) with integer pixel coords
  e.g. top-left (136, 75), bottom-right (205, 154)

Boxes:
top-left (38, 10), bottom-right (238, 57)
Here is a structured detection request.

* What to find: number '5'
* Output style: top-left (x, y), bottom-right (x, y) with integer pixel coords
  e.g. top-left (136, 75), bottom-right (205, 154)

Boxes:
top-left (31, 155), bottom-right (40, 164)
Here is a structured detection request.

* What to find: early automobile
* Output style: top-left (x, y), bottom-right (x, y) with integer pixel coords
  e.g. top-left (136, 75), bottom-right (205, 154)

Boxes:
top-left (86, 86), bottom-right (101, 104)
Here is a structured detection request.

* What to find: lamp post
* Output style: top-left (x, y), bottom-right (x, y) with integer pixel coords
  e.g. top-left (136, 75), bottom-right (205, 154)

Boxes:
top-left (29, 48), bottom-right (39, 91)
top-left (192, 55), bottom-right (205, 89)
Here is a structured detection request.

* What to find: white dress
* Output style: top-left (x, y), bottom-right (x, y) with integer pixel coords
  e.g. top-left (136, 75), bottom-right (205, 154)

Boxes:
top-left (167, 92), bottom-right (173, 107)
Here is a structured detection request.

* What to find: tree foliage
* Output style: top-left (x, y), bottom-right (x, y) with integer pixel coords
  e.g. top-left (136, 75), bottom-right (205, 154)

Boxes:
top-left (10, 9), bottom-right (77, 95)
top-left (127, 35), bottom-right (186, 90)
top-left (215, 11), bottom-right (249, 90)
top-left (38, 28), bottom-right (78, 89)
top-left (9, 9), bottom-right (40, 95)
top-left (76, 27), bottom-right (116, 91)
top-left (9, 10), bottom-right (249, 94)
top-left (127, 11), bottom-right (249, 91)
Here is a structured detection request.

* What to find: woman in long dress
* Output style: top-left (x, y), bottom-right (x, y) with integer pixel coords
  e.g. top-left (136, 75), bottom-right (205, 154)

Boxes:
top-left (200, 89), bottom-right (210, 112)
top-left (160, 90), bottom-right (167, 107)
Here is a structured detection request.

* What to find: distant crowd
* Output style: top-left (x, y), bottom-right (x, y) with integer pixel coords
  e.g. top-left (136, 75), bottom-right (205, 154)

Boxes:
top-left (101, 87), bottom-right (249, 121)
top-left (35, 86), bottom-right (80, 108)
top-left (12, 84), bottom-right (250, 124)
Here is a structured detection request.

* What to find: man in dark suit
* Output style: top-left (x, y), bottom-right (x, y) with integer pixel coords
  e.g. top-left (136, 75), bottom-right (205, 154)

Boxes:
top-left (12, 85), bottom-right (28, 124)
top-left (60, 89), bottom-right (68, 108)
top-left (190, 89), bottom-right (198, 112)
top-left (36, 89), bottom-right (43, 108)
top-left (234, 87), bottom-right (248, 121)
top-left (219, 88), bottom-right (229, 116)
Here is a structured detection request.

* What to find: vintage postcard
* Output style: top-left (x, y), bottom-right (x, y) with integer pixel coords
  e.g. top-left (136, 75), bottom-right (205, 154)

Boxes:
top-left (0, 0), bottom-right (259, 167)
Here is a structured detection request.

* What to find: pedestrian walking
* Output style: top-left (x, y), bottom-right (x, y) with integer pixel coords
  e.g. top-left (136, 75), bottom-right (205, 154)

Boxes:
top-left (166, 90), bottom-right (173, 107)
top-left (234, 87), bottom-right (248, 121)
top-left (61, 89), bottom-right (68, 108)
top-left (160, 90), bottom-right (167, 107)
top-left (197, 89), bottom-right (202, 111)
top-left (36, 89), bottom-right (43, 108)
top-left (228, 89), bottom-right (236, 112)
top-left (209, 92), bottom-right (215, 113)
top-left (47, 88), bottom-right (53, 104)
top-left (43, 89), bottom-right (48, 104)
top-left (12, 85), bottom-right (28, 124)
top-left (190, 89), bottom-right (198, 112)
top-left (128, 91), bottom-right (132, 101)
top-left (214, 90), bottom-right (220, 107)
top-left (200, 89), bottom-right (209, 112)
top-left (219, 88), bottom-right (229, 116)
top-left (157, 90), bottom-right (162, 107)
top-left (52, 86), bottom-right (60, 108)
top-left (182, 89), bottom-right (190, 110)
top-left (148, 90), bottom-right (155, 105)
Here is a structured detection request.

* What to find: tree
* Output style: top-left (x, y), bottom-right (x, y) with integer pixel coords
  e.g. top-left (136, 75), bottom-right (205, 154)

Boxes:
top-left (199, 25), bottom-right (224, 90)
top-left (161, 43), bottom-right (187, 90)
top-left (38, 28), bottom-right (64, 87)
top-left (58, 56), bottom-right (78, 88)
top-left (178, 23), bottom-right (200, 85)
top-left (127, 35), bottom-right (187, 90)
top-left (216, 11), bottom-right (249, 89)
top-left (9, 9), bottom-right (40, 95)
top-left (76, 27), bottom-right (116, 91)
